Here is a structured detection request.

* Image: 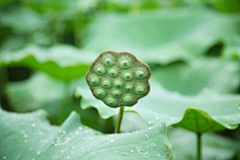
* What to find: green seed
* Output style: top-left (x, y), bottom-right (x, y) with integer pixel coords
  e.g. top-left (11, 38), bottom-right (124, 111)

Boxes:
top-left (108, 68), bottom-right (118, 77)
top-left (135, 70), bottom-right (145, 79)
top-left (94, 65), bottom-right (106, 76)
top-left (119, 59), bottom-right (131, 69)
top-left (111, 89), bottom-right (122, 97)
top-left (102, 79), bottom-right (111, 88)
top-left (93, 88), bottom-right (106, 98)
top-left (90, 77), bottom-right (100, 86)
top-left (114, 80), bottom-right (123, 88)
top-left (106, 97), bottom-right (117, 106)
top-left (123, 95), bottom-right (133, 105)
top-left (125, 84), bottom-right (133, 92)
top-left (103, 57), bottom-right (114, 67)
top-left (122, 72), bottom-right (133, 81)
top-left (135, 85), bottom-right (146, 95)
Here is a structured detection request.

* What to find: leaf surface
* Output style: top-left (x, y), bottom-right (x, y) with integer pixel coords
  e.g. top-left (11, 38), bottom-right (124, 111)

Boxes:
top-left (0, 45), bottom-right (95, 80)
top-left (0, 109), bottom-right (173, 160)
top-left (77, 79), bottom-right (240, 133)
top-left (151, 58), bottom-right (240, 95)
top-left (83, 8), bottom-right (239, 64)
top-left (169, 127), bottom-right (240, 160)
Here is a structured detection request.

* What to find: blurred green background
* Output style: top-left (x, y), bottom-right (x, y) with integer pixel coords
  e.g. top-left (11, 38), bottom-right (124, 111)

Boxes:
top-left (0, 0), bottom-right (240, 159)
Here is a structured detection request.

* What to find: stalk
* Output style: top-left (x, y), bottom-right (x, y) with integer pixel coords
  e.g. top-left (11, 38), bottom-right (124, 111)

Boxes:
top-left (197, 133), bottom-right (202, 160)
top-left (114, 106), bottom-right (125, 133)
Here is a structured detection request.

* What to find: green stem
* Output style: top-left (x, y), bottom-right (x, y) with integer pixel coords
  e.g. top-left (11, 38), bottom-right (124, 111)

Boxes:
top-left (197, 133), bottom-right (202, 160)
top-left (114, 106), bottom-right (125, 133)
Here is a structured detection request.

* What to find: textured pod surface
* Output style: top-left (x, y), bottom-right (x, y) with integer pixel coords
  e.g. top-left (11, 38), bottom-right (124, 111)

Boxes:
top-left (85, 51), bottom-right (151, 108)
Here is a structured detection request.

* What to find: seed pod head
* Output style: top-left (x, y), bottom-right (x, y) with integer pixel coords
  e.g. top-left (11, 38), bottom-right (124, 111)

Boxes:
top-left (85, 51), bottom-right (151, 108)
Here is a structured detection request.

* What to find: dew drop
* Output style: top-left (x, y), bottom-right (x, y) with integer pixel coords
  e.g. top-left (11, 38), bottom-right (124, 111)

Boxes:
top-left (110, 139), bottom-right (115, 142)
top-left (3, 156), bottom-right (6, 159)
top-left (31, 123), bottom-right (36, 127)
top-left (37, 150), bottom-right (42, 155)
top-left (150, 143), bottom-right (156, 147)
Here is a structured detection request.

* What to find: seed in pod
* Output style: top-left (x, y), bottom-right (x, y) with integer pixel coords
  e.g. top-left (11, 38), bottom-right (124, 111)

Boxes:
top-left (111, 89), bottom-right (122, 98)
top-left (105, 96), bottom-right (117, 107)
top-left (94, 65), bottom-right (106, 76)
top-left (108, 68), bottom-right (118, 77)
top-left (93, 88), bottom-right (107, 98)
top-left (103, 56), bottom-right (115, 67)
top-left (102, 79), bottom-right (112, 89)
top-left (89, 76), bottom-right (100, 86)
top-left (135, 85), bottom-right (146, 95)
top-left (119, 59), bottom-right (131, 69)
top-left (122, 71), bottom-right (133, 81)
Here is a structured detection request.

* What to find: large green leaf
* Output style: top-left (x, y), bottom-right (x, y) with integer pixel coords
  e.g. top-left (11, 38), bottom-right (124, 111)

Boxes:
top-left (0, 108), bottom-right (173, 160)
top-left (151, 58), bottom-right (240, 95)
top-left (0, 45), bottom-right (94, 80)
top-left (5, 72), bottom-right (114, 133)
top-left (169, 127), bottom-right (240, 160)
top-left (6, 72), bottom-right (67, 124)
top-left (76, 78), bottom-right (240, 133)
top-left (83, 7), bottom-right (240, 64)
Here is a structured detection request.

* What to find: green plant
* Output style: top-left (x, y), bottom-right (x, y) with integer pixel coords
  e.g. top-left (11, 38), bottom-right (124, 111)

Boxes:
top-left (85, 51), bottom-right (151, 133)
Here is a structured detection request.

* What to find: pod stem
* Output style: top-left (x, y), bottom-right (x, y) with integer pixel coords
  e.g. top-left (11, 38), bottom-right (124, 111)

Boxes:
top-left (114, 106), bottom-right (125, 133)
top-left (197, 133), bottom-right (202, 160)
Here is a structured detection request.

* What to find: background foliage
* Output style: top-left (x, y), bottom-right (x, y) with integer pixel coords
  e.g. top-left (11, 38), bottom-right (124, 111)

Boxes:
top-left (0, 0), bottom-right (240, 159)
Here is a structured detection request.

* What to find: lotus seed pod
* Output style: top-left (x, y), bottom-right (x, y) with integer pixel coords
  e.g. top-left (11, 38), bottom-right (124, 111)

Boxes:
top-left (85, 51), bottom-right (151, 108)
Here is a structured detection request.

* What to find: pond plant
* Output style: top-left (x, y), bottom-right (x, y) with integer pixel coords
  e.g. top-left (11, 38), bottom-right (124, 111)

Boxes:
top-left (85, 51), bottom-right (151, 133)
